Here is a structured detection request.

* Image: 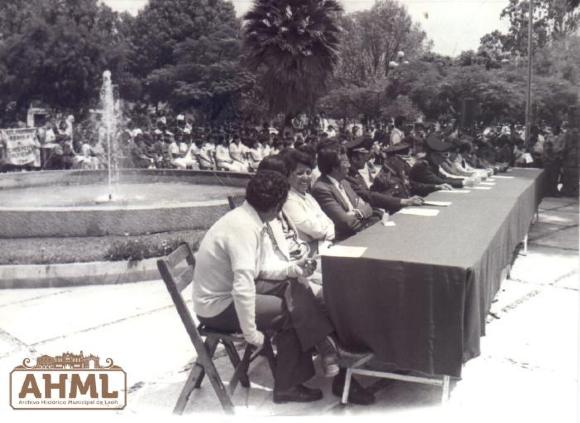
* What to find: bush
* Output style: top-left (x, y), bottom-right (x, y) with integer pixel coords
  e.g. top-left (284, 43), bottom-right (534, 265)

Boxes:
top-left (105, 237), bottom-right (198, 262)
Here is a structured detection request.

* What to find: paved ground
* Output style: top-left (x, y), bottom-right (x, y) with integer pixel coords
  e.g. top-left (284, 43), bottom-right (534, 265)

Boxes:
top-left (0, 196), bottom-right (578, 421)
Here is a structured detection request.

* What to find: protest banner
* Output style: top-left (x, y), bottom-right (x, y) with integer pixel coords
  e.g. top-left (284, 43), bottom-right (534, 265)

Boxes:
top-left (1, 128), bottom-right (39, 166)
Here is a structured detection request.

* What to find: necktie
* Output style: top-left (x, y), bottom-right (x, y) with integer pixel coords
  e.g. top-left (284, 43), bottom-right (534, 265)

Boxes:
top-left (338, 181), bottom-right (355, 211)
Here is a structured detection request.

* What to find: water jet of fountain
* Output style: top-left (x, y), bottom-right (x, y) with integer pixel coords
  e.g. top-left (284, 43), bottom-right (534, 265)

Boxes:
top-left (100, 70), bottom-right (119, 202)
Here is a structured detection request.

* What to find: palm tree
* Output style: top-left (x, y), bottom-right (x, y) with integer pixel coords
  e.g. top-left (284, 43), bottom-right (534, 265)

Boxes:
top-left (242, 0), bottom-right (343, 120)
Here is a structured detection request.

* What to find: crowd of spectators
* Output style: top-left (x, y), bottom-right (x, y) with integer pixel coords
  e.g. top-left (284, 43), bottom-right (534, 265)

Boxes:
top-left (1, 110), bottom-right (577, 197)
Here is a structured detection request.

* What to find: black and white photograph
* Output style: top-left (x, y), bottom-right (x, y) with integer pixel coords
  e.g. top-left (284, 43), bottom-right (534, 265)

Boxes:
top-left (0, 0), bottom-right (578, 420)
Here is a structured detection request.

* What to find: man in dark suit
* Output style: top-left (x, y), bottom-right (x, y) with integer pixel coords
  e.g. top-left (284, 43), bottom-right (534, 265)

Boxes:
top-left (311, 143), bottom-right (381, 241)
top-left (345, 139), bottom-right (423, 214)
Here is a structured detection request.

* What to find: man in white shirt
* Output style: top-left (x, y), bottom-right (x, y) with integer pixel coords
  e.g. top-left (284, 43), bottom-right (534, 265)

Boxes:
top-left (193, 171), bottom-right (338, 404)
top-left (390, 116), bottom-right (405, 146)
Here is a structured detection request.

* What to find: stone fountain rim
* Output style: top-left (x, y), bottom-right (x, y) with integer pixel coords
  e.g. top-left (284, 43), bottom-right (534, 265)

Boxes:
top-left (0, 198), bottom-right (230, 212)
top-left (0, 168), bottom-right (250, 212)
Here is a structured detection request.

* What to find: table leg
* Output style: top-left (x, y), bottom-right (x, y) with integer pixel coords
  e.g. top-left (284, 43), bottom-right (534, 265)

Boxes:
top-left (441, 375), bottom-right (450, 403)
top-left (341, 368), bottom-right (353, 405)
top-left (523, 234), bottom-right (528, 255)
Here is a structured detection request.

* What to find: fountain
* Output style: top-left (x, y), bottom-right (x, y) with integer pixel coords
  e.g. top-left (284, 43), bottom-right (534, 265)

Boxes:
top-left (101, 70), bottom-right (118, 202)
top-left (0, 71), bottom-right (250, 287)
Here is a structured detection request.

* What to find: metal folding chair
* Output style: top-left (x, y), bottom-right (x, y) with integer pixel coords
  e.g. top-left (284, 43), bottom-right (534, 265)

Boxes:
top-left (157, 243), bottom-right (276, 414)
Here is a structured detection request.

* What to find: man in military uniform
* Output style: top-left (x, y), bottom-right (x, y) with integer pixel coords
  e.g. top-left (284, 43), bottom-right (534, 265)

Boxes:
top-left (409, 133), bottom-right (465, 189)
top-left (373, 142), bottom-right (451, 198)
top-left (344, 139), bottom-right (422, 214)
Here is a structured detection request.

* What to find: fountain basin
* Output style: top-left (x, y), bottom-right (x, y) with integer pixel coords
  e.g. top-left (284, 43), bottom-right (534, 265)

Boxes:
top-left (0, 169), bottom-right (249, 238)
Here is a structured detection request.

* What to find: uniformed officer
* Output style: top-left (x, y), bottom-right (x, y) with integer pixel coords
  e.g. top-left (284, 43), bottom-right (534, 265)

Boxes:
top-left (345, 139), bottom-right (423, 213)
top-left (371, 141), bottom-right (441, 201)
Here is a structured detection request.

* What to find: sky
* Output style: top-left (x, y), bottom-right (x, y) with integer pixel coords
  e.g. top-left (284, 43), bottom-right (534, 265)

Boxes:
top-left (102, 0), bottom-right (510, 56)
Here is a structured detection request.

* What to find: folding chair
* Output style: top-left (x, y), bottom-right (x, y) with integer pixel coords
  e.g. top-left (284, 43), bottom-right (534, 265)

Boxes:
top-left (227, 195), bottom-right (237, 210)
top-left (157, 242), bottom-right (276, 414)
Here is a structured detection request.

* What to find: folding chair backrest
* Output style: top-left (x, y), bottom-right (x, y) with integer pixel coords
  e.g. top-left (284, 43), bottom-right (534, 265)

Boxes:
top-left (227, 196), bottom-right (236, 210)
top-left (157, 242), bottom-right (237, 413)
top-left (157, 243), bottom-right (208, 363)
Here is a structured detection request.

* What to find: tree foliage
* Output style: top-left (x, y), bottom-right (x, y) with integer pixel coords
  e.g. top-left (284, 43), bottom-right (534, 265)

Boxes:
top-left (479, 0), bottom-right (580, 59)
top-left (127, 0), bottom-right (248, 120)
top-left (242, 0), bottom-right (343, 117)
top-left (0, 0), bottom-right (130, 116)
top-left (335, 0), bottom-right (429, 85)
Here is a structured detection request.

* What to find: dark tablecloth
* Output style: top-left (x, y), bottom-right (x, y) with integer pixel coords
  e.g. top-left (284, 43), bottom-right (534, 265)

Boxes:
top-left (322, 168), bottom-right (544, 378)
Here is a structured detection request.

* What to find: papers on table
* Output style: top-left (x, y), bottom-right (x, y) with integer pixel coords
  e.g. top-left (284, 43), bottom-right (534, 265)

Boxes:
top-left (440, 189), bottom-right (470, 194)
top-left (423, 200), bottom-right (452, 207)
top-left (473, 186), bottom-right (492, 190)
top-left (320, 245), bottom-right (367, 258)
top-left (382, 220), bottom-right (396, 227)
top-left (398, 207), bottom-right (439, 217)
top-left (493, 175), bottom-right (515, 179)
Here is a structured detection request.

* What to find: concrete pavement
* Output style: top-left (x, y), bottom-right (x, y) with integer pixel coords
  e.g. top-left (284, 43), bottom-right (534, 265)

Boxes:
top-left (0, 196), bottom-right (578, 421)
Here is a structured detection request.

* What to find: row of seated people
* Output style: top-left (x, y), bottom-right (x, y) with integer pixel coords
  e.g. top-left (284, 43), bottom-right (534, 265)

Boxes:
top-left (192, 134), bottom-right (507, 405)
top-left (130, 132), bottom-right (278, 172)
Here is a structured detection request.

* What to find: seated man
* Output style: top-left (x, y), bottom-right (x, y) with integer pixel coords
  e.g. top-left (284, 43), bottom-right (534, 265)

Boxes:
top-left (130, 135), bottom-right (155, 169)
top-left (345, 139), bottom-right (423, 214)
top-left (311, 143), bottom-right (382, 241)
top-left (409, 134), bottom-right (467, 189)
top-left (373, 142), bottom-right (451, 198)
top-left (193, 171), bottom-right (344, 404)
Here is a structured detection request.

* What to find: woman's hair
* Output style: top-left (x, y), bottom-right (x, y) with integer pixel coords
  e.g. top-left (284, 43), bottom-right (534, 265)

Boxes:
top-left (257, 154), bottom-right (289, 177)
top-left (282, 148), bottom-right (314, 174)
top-left (246, 170), bottom-right (289, 213)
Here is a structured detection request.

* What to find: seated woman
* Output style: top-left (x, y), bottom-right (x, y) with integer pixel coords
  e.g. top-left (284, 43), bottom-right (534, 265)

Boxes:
top-left (215, 135), bottom-right (246, 172)
top-left (247, 138), bottom-right (264, 172)
top-left (173, 145), bottom-right (199, 169)
top-left (280, 149), bottom-right (335, 246)
top-left (196, 137), bottom-right (216, 170)
top-left (254, 159), bottom-right (375, 405)
top-left (229, 133), bottom-right (249, 172)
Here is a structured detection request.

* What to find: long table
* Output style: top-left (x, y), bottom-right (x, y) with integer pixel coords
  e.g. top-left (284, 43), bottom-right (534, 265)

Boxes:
top-left (321, 168), bottom-right (544, 379)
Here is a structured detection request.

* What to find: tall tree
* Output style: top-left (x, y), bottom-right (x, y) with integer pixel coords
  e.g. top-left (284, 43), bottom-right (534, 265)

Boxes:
top-left (242, 0), bottom-right (343, 118)
top-left (128, 0), bottom-right (247, 120)
top-left (335, 0), bottom-right (430, 85)
top-left (480, 0), bottom-right (580, 58)
top-left (0, 0), bottom-right (130, 117)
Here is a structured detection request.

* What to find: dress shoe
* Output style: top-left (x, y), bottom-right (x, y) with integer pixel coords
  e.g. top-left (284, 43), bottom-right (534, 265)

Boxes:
top-left (332, 372), bottom-right (375, 405)
top-left (273, 384), bottom-right (323, 404)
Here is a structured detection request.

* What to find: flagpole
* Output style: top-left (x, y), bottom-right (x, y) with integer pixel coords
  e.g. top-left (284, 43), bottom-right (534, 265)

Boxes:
top-left (524, 0), bottom-right (534, 147)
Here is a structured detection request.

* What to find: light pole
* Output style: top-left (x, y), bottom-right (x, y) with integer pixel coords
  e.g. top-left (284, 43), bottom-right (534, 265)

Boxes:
top-left (524, 0), bottom-right (534, 147)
